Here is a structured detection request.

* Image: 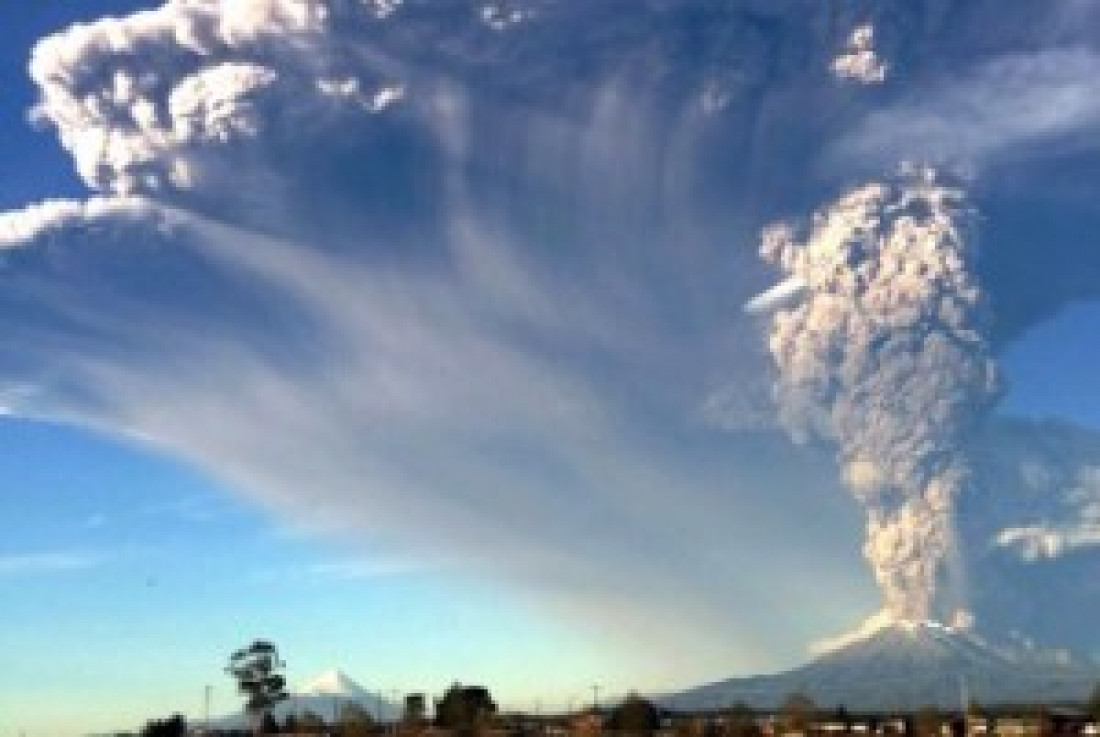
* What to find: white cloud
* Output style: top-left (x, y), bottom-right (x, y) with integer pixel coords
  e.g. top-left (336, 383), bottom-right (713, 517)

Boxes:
top-left (0, 196), bottom-right (162, 249)
top-left (364, 0), bottom-right (403, 20)
top-left (996, 465), bottom-right (1100, 561)
top-left (480, 2), bottom-right (534, 32)
top-left (835, 47), bottom-right (1100, 168)
top-left (831, 24), bottom-right (888, 85)
top-left (27, 0), bottom-right (407, 196)
top-left (316, 78), bottom-right (405, 112)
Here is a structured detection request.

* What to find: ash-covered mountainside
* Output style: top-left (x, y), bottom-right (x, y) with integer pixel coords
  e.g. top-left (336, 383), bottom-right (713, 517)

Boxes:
top-left (672, 622), bottom-right (1100, 712)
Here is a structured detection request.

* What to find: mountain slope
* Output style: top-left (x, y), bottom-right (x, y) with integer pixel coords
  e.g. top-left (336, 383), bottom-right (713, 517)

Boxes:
top-left (673, 623), bottom-right (1100, 712)
top-left (213, 669), bottom-right (400, 728)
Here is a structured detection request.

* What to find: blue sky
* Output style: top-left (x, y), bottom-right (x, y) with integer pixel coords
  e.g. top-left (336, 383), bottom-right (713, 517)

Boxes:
top-left (0, 2), bottom-right (104, 210)
top-left (0, 420), bottom-right (631, 733)
top-left (1000, 302), bottom-right (1100, 425)
top-left (3, 2), bottom-right (1100, 736)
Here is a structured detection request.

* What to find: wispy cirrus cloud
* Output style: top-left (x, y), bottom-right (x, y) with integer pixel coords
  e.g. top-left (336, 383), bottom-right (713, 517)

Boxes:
top-left (0, 550), bottom-right (105, 577)
top-left (257, 557), bottom-right (431, 583)
top-left (834, 47), bottom-right (1100, 170)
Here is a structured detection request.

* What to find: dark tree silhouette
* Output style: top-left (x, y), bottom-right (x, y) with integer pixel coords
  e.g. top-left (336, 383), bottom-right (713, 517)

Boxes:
top-left (435, 683), bottom-right (497, 734)
top-left (141, 713), bottom-right (186, 737)
top-left (1088, 683), bottom-right (1100, 721)
top-left (404, 692), bottom-right (428, 724)
top-left (260, 712), bottom-right (280, 734)
top-left (607, 692), bottom-right (660, 735)
top-left (226, 639), bottom-right (289, 732)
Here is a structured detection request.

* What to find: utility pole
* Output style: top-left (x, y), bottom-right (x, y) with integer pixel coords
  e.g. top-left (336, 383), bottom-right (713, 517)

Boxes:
top-left (204, 684), bottom-right (212, 732)
top-left (591, 684), bottom-right (600, 712)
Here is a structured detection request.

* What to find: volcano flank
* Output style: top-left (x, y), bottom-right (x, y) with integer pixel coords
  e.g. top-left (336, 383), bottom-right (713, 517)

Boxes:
top-left (673, 622), bottom-right (1100, 712)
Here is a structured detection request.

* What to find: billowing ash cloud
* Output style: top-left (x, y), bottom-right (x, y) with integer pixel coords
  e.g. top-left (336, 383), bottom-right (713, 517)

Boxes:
top-left (757, 168), bottom-right (1000, 625)
top-left (26, 0), bottom-right (409, 202)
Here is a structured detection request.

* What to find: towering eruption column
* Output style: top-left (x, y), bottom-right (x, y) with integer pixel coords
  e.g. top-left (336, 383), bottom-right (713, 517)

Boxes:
top-left (751, 168), bottom-right (1000, 626)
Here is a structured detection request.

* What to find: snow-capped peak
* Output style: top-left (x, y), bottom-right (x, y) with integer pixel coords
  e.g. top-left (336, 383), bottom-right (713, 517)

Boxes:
top-left (299, 669), bottom-right (367, 697)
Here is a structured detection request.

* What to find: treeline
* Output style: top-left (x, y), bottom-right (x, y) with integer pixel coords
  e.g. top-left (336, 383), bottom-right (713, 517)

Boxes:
top-left (135, 685), bottom-right (1100, 737)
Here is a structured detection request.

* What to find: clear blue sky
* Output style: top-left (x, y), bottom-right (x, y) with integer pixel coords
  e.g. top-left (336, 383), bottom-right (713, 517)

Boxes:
top-left (2, 2), bottom-right (1100, 736)
top-left (0, 420), bottom-right (620, 732)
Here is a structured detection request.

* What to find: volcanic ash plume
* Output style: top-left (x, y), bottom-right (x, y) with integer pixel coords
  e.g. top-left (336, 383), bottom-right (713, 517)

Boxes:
top-left (755, 169), bottom-right (999, 625)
